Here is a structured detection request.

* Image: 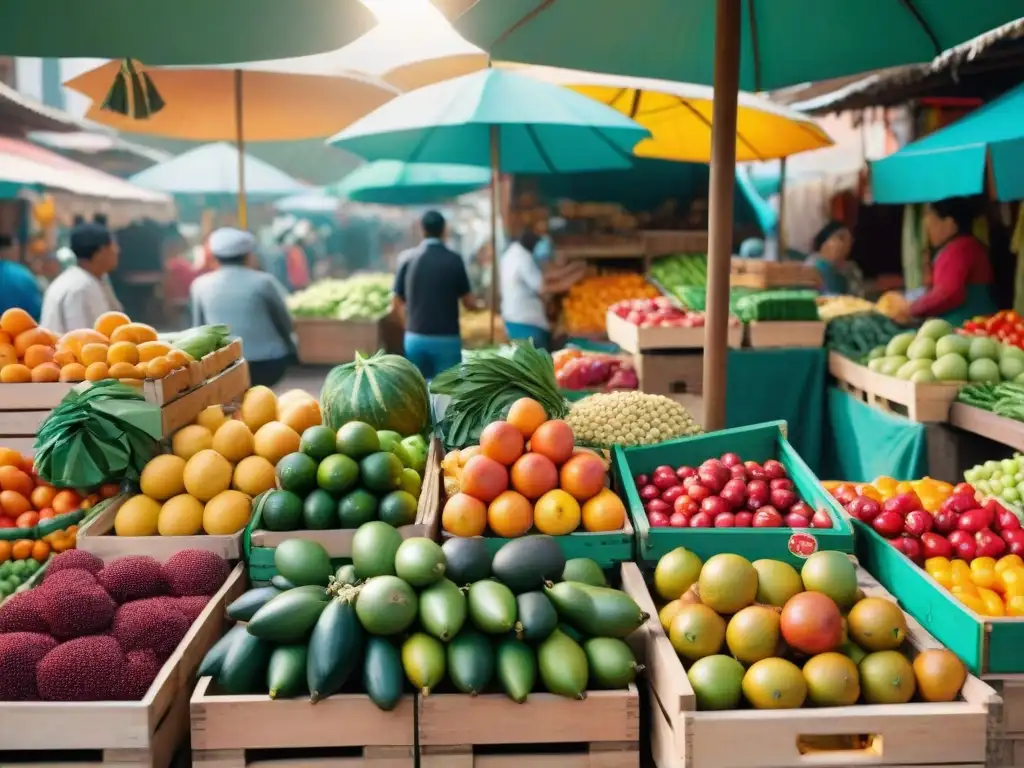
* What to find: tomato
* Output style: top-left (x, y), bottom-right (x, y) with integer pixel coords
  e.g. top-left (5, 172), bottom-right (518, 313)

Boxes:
top-left (964, 321), bottom-right (979, 333)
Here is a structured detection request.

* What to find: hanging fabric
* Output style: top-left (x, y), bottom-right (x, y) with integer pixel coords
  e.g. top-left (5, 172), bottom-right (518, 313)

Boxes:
top-left (901, 204), bottom-right (923, 290)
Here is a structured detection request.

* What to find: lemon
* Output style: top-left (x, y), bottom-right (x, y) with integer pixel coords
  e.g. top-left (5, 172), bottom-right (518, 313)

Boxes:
top-left (158, 494), bottom-right (204, 536)
top-left (172, 424), bottom-right (213, 460)
top-left (114, 494), bottom-right (162, 536)
top-left (233, 455), bottom-right (276, 496)
top-left (183, 449), bottom-right (233, 502)
top-left (253, 421), bottom-right (301, 466)
top-left (195, 405), bottom-right (228, 433)
top-left (204, 490), bottom-right (252, 535)
top-left (139, 454), bottom-right (186, 501)
top-left (212, 419), bottom-right (255, 462)
top-left (240, 386), bottom-right (278, 432)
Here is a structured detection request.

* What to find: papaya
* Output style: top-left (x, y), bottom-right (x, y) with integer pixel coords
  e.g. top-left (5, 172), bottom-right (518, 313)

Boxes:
top-left (496, 638), bottom-right (536, 703)
top-left (271, 575), bottom-right (297, 590)
top-left (583, 637), bottom-right (643, 689)
top-left (491, 535), bottom-right (566, 594)
top-left (248, 589), bottom-right (329, 643)
top-left (334, 564), bottom-right (359, 586)
top-left (447, 629), bottom-right (494, 696)
top-left (227, 586), bottom-right (282, 622)
top-left (308, 592), bottom-right (364, 703)
top-left (267, 645), bottom-right (308, 699)
top-left (514, 591), bottom-right (558, 642)
top-left (545, 581), bottom-right (648, 638)
top-left (563, 558), bottom-right (608, 587)
top-left (275, 539), bottom-right (333, 586)
top-left (467, 580), bottom-right (517, 634)
top-left (356, 576), bottom-right (418, 636)
top-left (419, 578), bottom-right (467, 641)
top-left (402, 632), bottom-right (446, 696)
top-left (219, 631), bottom-right (272, 694)
top-left (538, 629), bottom-right (588, 700)
top-left (198, 625), bottom-right (246, 679)
top-left (364, 637), bottom-right (405, 711)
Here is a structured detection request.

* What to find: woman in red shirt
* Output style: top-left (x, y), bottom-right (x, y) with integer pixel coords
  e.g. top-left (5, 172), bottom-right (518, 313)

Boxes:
top-left (910, 197), bottom-right (996, 326)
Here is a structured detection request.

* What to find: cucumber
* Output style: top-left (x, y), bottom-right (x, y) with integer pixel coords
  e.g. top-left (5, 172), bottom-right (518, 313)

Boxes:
top-left (363, 636), bottom-right (404, 711)
top-left (198, 625), bottom-right (246, 679)
top-left (496, 638), bottom-right (536, 703)
top-left (307, 593), bottom-right (364, 703)
top-left (514, 591), bottom-right (558, 642)
top-left (248, 589), bottom-right (329, 643)
top-left (227, 586), bottom-right (282, 622)
top-left (267, 645), bottom-right (308, 699)
top-left (447, 629), bottom-right (494, 696)
top-left (219, 631), bottom-right (272, 694)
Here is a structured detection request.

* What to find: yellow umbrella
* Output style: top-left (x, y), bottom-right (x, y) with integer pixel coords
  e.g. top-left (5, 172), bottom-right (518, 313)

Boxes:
top-left (65, 59), bottom-right (399, 225)
top-left (384, 56), bottom-right (832, 163)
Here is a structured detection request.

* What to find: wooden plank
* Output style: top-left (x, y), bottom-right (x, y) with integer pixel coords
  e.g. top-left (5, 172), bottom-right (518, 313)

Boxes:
top-left (747, 321), bottom-right (826, 349)
top-left (0, 408), bottom-right (49, 436)
top-left (201, 340), bottom-right (244, 380)
top-left (642, 230), bottom-right (709, 258)
top-left (0, 381), bottom-right (74, 410)
top-left (159, 361), bottom-right (251, 437)
top-left (606, 310), bottom-right (742, 355)
top-left (949, 403), bottom-right (1024, 453)
top-left (294, 317), bottom-right (389, 366)
top-left (829, 351), bottom-right (962, 423)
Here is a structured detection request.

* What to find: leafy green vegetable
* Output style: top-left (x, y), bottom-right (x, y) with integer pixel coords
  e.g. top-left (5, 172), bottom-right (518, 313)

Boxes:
top-left (288, 274), bottom-right (393, 320)
top-left (430, 341), bottom-right (569, 448)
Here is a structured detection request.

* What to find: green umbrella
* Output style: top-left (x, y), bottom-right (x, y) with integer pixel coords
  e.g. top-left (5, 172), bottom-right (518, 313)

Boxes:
top-left (329, 160), bottom-right (492, 205)
top-left (872, 81), bottom-right (1024, 204)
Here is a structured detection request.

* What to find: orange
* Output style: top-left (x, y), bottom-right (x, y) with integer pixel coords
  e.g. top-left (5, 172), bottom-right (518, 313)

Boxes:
top-left (59, 363), bottom-right (87, 382)
top-left (11, 539), bottom-right (32, 560)
top-left (94, 310), bottom-right (131, 338)
top-left (13, 328), bottom-right (52, 358)
top-left (49, 533), bottom-right (73, 553)
top-left (85, 361), bottom-right (110, 381)
top-left (107, 361), bottom-right (139, 379)
top-left (0, 490), bottom-right (31, 518)
top-left (0, 343), bottom-right (16, 367)
top-left (853, 484), bottom-right (882, 502)
top-left (460, 455), bottom-right (509, 503)
top-left (559, 452), bottom-right (607, 501)
top-left (533, 488), bottom-right (581, 535)
top-left (80, 342), bottom-right (109, 366)
top-left (487, 490), bottom-right (534, 537)
top-left (0, 308), bottom-right (36, 337)
top-left (507, 397), bottom-right (547, 439)
top-left (0, 448), bottom-right (22, 468)
top-left (137, 341), bottom-right (172, 362)
top-left (581, 488), bottom-right (626, 532)
top-left (30, 363), bottom-right (60, 382)
top-left (51, 489), bottom-right (81, 515)
top-left (510, 452), bottom-right (559, 500)
top-left (0, 465), bottom-right (33, 497)
top-left (36, 508), bottom-right (55, 520)
top-left (142, 356), bottom-right (173, 380)
top-left (31, 539), bottom-right (50, 562)
top-left (913, 649), bottom-right (967, 702)
top-left (15, 511), bottom-right (39, 529)
top-left (29, 484), bottom-right (56, 511)
top-left (0, 540), bottom-right (10, 562)
top-left (22, 344), bottom-right (54, 369)
top-left (53, 348), bottom-right (76, 367)
top-left (166, 349), bottom-right (192, 368)
top-left (0, 331), bottom-right (10, 345)
top-left (58, 328), bottom-right (109, 359)
top-left (479, 421), bottom-right (525, 466)
top-left (107, 341), bottom-right (139, 366)
top-left (442, 492), bottom-right (488, 537)
top-left (529, 420), bottom-right (576, 466)
top-left (0, 364), bottom-right (31, 383)
top-left (110, 322), bottom-right (158, 344)
top-left (99, 483), bottom-right (120, 499)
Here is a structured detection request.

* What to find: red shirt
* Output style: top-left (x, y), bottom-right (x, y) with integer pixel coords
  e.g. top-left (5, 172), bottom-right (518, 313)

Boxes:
top-left (164, 256), bottom-right (197, 303)
top-left (910, 235), bottom-right (993, 318)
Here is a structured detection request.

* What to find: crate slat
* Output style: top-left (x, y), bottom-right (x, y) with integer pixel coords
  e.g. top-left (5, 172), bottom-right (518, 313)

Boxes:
top-left (829, 352), bottom-right (961, 423)
top-left (747, 321), bottom-right (825, 349)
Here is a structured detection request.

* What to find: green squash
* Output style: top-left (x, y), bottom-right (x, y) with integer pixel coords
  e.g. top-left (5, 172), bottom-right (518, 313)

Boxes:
top-left (320, 351), bottom-right (430, 437)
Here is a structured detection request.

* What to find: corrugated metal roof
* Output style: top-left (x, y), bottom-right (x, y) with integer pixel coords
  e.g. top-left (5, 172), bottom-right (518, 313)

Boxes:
top-left (0, 80), bottom-right (105, 135)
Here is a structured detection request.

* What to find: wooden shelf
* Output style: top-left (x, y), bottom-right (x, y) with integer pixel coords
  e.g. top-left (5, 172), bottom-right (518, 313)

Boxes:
top-left (949, 403), bottom-right (1024, 452)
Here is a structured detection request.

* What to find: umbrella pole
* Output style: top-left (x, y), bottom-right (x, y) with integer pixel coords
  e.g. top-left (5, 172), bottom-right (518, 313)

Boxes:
top-left (777, 157), bottom-right (788, 257)
top-left (702, 0), bottom-right (741, 432)
top-left (488, 124), bottom-right (500, 344)
top-left (234, 69), bottom-right (248, 229)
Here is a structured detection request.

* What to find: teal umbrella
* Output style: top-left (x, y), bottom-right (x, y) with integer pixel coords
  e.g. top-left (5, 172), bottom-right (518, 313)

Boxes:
top-left (329, 160), bottom-right (491, 205)
top-left (872, 83), bottom-right (1024, 204)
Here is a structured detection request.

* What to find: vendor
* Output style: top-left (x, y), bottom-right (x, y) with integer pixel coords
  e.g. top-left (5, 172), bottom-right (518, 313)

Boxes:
top-left (908, 197), bottom-right (996, 326)
top-left (500, 228), bottom-right (553, 350)
top-left (807, 221), bottom-right (864, 297)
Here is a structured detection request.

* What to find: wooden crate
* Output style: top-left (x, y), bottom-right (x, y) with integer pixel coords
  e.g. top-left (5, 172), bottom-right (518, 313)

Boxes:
top-left (642, 230), bottom-right (709, 258)
top-left (949, 403), bottom-right (1024, 452)
top-left (153, 360), bottom-right (251, 437)
top-left (76, 494), bottom-right (244, 561)
top-left (829, 351), bottom-right (963, 422)
top-left (0, 381), bottom-right (73, 448)
top-left (634, 352), bottom-right (703, 396)
top-left (294, 315), bottom-right (393, 366)
top-left (142, 340), bottom-right (243, 408)
top-left (190, 677), bottom-right (414, 768)
top-left (606, 310), bottom-right (742, 354)
top-left (988, 679), bottom-right (1024, 766)
top-left (0, 562), bottom-right (245, 768)
top-left (622, 563), bottom-right (1000, 768)
top-left (730, 259), bottom-right (820, 290)
top-left (746, 321), bottom-right (826, 349)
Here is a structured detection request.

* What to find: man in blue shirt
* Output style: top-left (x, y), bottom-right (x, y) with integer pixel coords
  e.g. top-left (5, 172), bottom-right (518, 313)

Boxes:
top-left (0, 235), bottom-right (43, 321)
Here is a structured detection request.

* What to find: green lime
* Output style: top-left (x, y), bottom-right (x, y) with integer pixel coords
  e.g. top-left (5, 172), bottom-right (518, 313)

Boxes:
top-left (336, 421), bottom-right (380, 459)
top-left (0, 561), bottom-right (14, 578)
top-left (317, 454), bottom-right (359, 495)
top-left (400, 468), bottom-right (422, 498)
top-left (11, 560), bottom-right (27, 576)
top-left (276, 452), bottom-right (318, 495)
top-left (376, 430), bottom-right (403, 453)
top-left (301, 425), bottom-right (338, 461)
top-left (22, 559), bottom-right (40, 574)
top-left (360, 452), bottom-right (404, 494)
top-left (262, 490), bottom-right (303, 532)
top-left (378, 490), bottom-right (418, 527)
top-left (338, 489), bottom-right (378, 528)
top-left (303, 490), bottom-right (338, 530)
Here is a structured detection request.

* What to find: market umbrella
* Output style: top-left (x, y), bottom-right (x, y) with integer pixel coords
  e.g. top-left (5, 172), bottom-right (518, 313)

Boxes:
top-left (431, 0), bottom-right (1024, 430)
top-left (276, 189), bottom-right (340, 215)
top-left (327, 68), bottom-right (650, 340)
top-left (328, 160), bottom-right (492, 205)
top-left (129, 143), bottom-right (307, 200)
top-left (872, 81), bottom-right (1024, 204)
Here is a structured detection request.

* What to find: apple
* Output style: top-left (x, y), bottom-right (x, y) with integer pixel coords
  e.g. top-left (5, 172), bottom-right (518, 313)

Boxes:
top-left (673, 495), bottom-right (699, 516)
top-left (639, 484), bottom-right (660, 501)
top-left (701, 496), bottom-right (731, 518)
top-left (790, 500), bottom-right (814, 518)
top-left (784, 512), bottom-right (810, 528)
top-left (720, 452), bottom-right (742, 468)
top-left (669, 511), bottom-right (689, 528)
top-left (648, 511), bottom-right (671, 528)
top-left (646, 499), bottom-right (671, 516)
top-left (883, 493), bottom-right (920, 517)
top-left (653, 471), bottom-right (678, 491)
top-left (661, 485), bottom-right (686, 505)
top-left (872, 510), bottom-right (904, 539)
top-left (770, 488), bottom-right (798, 511)
top-left (996, 508), bottom-right (1022, 532)
top-left (729, 465), bottom-right (748, 481)
top-left (1002, 528), bottom-right (1024, 556)
top-left (811, 509), bottom-right (834, 528)
top-left (682, 475), bottom-right (702, 489)
top-left (634, 474), bottom-right (649, 487)
top-left (975, 528), bottom-right (1007, 558)
top-left (752, 507), bottom-right (783, 527)
top-left (893, 535), bottom-right (923, 562)
top-left (687, 483), bottom-right (711, 502)
top-left (720, 479), bottom-right (747, 509)
top-left (920, 532), bottom-right (953, 558)
top-left (770, 478), bottom-right (794, 491)
top-left (734, 511), bottom-right (753, 527)
top-left (847, 495), bottom-right (881, 523)
top-left (762, 460), bottom-right (787, 480)
top-left (950, 489), bottom-right (979, 513)
top-left (698, 460), bottom-right (730, 493)
top-left (746, 480), bottom-right (770, 506)
top-left (675, 465), bottom-right (697, 481)
top-left (932, 509), bottom-right (960, 535)
top-left (903, 510), bottom-right (933, 537)
top-left (689, 511), bottom-right (714, 528)
top-left (714, 512), bottom-right (736, 528)
top-left (744, 461), bottom-right (766, 481)
top-left (958, 508), bottom-right (994, 533)
top-left (954, 536), bottom-right (977, 562)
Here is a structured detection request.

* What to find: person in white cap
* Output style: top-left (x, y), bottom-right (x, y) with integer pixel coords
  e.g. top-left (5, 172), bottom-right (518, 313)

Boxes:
top-left (190, 227), bottom-right (295, 388)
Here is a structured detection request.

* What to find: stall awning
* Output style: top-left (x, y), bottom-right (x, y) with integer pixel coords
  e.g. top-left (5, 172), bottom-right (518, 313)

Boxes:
top-left (0, 136), bottom-right (176, 226)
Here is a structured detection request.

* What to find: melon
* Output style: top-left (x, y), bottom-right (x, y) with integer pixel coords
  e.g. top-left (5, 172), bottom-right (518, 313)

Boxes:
top-left (320, 351), bottom-right (429, 437)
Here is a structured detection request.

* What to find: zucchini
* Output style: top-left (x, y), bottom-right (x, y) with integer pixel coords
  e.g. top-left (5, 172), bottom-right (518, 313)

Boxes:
top-left (219, 632), bottom-right (272, 694)
top-left (267, 644), bottom-right (308, 699)
top-left (198, 625), bottom-right (246, 679)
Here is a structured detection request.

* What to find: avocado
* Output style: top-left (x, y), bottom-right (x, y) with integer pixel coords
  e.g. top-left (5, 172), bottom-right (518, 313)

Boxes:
top-left (442, 537), bottom-right (491, 586)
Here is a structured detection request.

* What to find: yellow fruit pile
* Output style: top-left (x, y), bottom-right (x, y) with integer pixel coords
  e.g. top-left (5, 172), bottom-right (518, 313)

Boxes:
top-left (115, 386), bottom-right (323, 537)
top-left (0, 308), bottom-right (191, 384)
top-left (562, 273), bottom-right (659, 335)
top-left (925, 554), bottom-right (1024, 617)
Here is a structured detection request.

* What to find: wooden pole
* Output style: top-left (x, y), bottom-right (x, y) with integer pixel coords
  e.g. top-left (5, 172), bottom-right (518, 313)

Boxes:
top-left (234, 69), bottom-right (248, 229)
top-left (777, 156), bottom-right (788, 256)
top-left (488, 123), bottom-right (500, 344)
top-left (702, 0), bottom-right (742, 432)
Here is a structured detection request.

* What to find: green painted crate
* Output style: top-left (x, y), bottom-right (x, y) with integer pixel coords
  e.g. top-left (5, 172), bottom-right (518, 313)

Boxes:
top-left (613, 420), bottom-right (853, 566)
top-left (854, 517), bottom-right (1024, 676)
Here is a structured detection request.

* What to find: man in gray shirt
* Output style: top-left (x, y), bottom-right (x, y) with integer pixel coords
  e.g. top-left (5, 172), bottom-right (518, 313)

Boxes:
top-left (190, 227), bottom-right (296, 388)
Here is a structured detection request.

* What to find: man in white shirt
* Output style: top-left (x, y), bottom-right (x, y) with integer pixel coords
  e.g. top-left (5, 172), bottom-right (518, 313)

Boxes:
top-left (40, 223), bottom-right (122, 335)
top-left (500, 230), bottom-right (552, 349)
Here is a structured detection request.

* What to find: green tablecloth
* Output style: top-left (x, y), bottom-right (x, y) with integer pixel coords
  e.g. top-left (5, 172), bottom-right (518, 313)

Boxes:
top-left (822, 387), bottom-right (928, 482)
top-left (725, 348), bottom-right (826, 473)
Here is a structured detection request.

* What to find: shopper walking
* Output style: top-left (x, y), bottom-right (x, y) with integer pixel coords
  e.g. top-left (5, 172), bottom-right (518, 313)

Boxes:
top-left (40, 222), bottom-right (122, 334)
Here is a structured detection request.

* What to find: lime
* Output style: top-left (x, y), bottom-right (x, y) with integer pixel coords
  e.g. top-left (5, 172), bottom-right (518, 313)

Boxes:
top-left (301, 425), bottom-right (338, 461)
top-left (336, 421), bottom-right (380, 459)
top-left (262, 490), bottom-right (303, 531)
top-left (376, 430), bottom-right (403, 453)
top-left (360, 452), bottom-right (404, 494)
top-left (338, 489), bottom-right (378, 528)
top-left (378, 490), bottom-right (418, 527)
top-left (317, 454), bottom-right (359, 495)
top-left (303, 490), bottom-right (338, 530)
top-left (400, 468), bottom-right (422, 498)
top-left (276, 452), bottom-right (318, 495)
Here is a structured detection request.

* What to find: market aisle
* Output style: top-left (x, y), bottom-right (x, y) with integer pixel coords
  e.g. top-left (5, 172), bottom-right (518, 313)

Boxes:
top-left (274, 365), bottom-right (332, 397)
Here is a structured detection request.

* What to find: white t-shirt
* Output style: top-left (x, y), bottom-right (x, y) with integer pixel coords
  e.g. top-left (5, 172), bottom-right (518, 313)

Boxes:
top-left (499, 242), bottom-right (548, 329)
top-left (40, 265), bottom-right (122, 335)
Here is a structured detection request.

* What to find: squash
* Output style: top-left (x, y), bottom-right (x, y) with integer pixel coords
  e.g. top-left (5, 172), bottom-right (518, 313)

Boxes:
top-left (320, 351), bottom-right (429, 437)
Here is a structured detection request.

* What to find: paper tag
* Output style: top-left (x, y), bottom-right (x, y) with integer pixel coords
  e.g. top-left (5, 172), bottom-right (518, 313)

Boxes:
top-left (788, 532), bottom-right (819, 558)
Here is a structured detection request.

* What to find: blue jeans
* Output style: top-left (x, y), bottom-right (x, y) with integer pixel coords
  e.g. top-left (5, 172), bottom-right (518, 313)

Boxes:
top-left (404, 333), bottom-right (462, 379)
top-left (504, 322), bottom-right (551, 350)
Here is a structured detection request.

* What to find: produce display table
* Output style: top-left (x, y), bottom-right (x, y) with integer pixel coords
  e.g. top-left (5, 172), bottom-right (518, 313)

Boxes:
top-left (950, 403), bottom-right (1024, 452)
top-left (293, 313), bottom-right (402, 365)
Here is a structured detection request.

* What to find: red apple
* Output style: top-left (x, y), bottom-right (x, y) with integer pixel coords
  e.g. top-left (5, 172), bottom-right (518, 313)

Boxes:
top-left (720, 452), bottom-right (742, 468)
top-left (903, 509), bottom-right (933, 538)
top-left (746, 480), bottom-right (770, 507)
top-left (714, 512), bottom-right (736, 528)
top-left (729, 465), bottom-right (748, 481)
top-left (791, 500), bottom-right (814, 519)
top-left (1002, 528), bottom-right (1024, 556)
top-left (932, 509), bottom-right (960, 535)
top-left (648, 511), bottom-right (671, 528)
top-left (975, 528), bottom-right (1007, 558)
top-left (770, 478), bottom-right (794, 491)
top-left (669, 511), bottom-right (689, 528)
top-left (744, 461), bottom-right (766, 480)
top-left (720, 479), bottom-right (747, 509)
top-left (893, 535), bottom-right (923, 562)
top-left (762, 460), bottom-right (786, 480)
top-left (689, 511), bottom-right (714, 528)
top-left (682, 475), bottom-right (702, 489)
top-left (646, 499), bottom-right (671, 516)
top-left (752, 507), bottom-right (783, 527)
top-left (634, 474), bottom-right (649, 487)
top-left (784, 511), bottom-right (811, 528)
top-left (883, 493), bottom-right (921, 517)
top-left (687, 483), bottom-right (711, 502)
top-left (661, 485), bottom-right (686, 505)
top-left (847, 495), bottom-right (881, 523)
top-left (673, 495), bottom-right (699, 516)
top-left (734, 511), bottom-right (753, 527)
top-left (811, 509), bottom-right (834, 528)
top-left (920, 532), bottom-right (953, 559)
top-left (997, 508), bottom-right (1022, 532)
top-left (950, 489), bottom-right (979, 513)
top-left (698, 460), bottom-right (730, 493)
top-left (958, 508), bottom-right (994, 533)
top-left (675, 465), bottom-right (696, 481)
top-left (770, 488), bottom-right (798, 511)
top-left (954, 536), bottom-right (977, 562)
top-left (639, 484), bottom-right (660, 501)
top-left (653, 471), bottom-right (678, 491)
top-left (701, 496), bottom-right (731, 518)
top-left (872, 510), bottom-right (904, 539)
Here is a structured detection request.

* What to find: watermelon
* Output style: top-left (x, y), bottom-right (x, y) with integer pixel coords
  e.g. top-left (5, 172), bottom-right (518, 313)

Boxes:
top-left (321, 352), bottom-right (430, 437)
